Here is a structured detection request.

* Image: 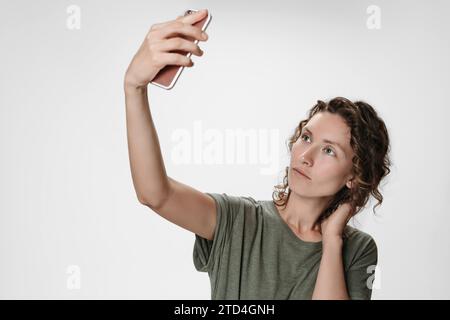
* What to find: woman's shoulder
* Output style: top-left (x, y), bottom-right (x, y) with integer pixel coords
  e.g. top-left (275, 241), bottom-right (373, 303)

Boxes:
top-left (216, 193), bottom-right (266, 208)
top-left (206, 193), bottom-right (269, 217)
top-left (344, 225), bottom-right (377, 245)
top-left (343, 225), bottom-right (378, 262)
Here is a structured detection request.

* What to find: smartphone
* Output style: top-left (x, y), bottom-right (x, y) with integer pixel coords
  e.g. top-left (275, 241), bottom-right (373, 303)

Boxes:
top-left (150, 9), bottom-right (212, 90)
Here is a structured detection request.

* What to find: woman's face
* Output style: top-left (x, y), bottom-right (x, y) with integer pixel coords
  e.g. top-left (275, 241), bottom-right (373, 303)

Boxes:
top-left (289, 111), bottom-right (355, 198)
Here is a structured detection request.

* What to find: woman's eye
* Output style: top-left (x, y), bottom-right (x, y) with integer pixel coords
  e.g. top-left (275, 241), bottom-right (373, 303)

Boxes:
top-left (324, 147), bottom-right (335, 156)
top-left (301, 134), bottom-right (335, 156)
top-left (300, 134), bottom-right (310, 142)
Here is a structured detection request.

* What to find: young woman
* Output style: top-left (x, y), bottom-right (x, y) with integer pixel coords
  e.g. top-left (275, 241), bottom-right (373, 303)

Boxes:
top-left (124, 9), bottom-right (392, 300)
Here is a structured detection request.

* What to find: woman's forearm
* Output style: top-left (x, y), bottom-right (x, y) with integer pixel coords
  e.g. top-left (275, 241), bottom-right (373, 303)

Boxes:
top-left (123, 10), bottom-right (208, 208)
top-left (311, 237), bottom-right (350, 300)
top-left (124, 82), bottom-right (171, 207)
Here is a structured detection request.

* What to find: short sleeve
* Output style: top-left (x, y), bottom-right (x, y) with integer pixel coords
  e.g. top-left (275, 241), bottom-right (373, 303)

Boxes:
top-left (345, 236), bottom-right (378, 300)
top-left (192, 192), bottom-right (243, 273)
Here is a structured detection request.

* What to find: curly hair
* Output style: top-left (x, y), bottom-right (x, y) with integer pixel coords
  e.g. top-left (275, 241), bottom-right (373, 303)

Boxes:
top-left (272, 97), bottom-right (392, 228)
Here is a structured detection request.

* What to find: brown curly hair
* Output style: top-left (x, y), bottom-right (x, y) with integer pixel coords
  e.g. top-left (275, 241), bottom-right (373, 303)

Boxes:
top-left (272, 97), bottom-right (392, 228)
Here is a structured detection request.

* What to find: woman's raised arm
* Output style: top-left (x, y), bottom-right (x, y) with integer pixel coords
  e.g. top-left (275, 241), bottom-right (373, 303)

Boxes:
top-left (123, 9), bottom-right (216, 240)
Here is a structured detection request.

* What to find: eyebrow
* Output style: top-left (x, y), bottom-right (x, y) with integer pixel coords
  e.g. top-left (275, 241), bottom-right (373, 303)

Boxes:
top-left (302, 127), bottom-right (346, 155)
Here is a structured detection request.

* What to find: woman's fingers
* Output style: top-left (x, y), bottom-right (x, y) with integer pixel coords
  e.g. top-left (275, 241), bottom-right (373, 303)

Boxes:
top-left (150, 9), bottom-right (208, 31)
top-left (125, 9), bottom-right (208, 86)
top-left (156, 52), bottom-right (194, 68)
top-left (155, 37), bottom-right (204, 56)
top-left (149, 18), bottom-right (174, 31)
top-left (155, 22), bottom-right (207, 42)
top-left (182, 9), bottom-right (208, 25)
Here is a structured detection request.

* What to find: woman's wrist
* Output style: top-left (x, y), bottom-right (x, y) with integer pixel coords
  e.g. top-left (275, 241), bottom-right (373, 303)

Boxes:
top-left (322, 235), bottom-right (344, 248)
top-left (124, 72), bottom-right (149, 93)
top-left (124, 80), bottom-right (148, 95)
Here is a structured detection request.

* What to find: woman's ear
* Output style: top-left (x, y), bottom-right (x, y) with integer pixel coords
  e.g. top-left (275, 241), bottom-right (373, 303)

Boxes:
top-left (346, 176), bottom-right (354, 189)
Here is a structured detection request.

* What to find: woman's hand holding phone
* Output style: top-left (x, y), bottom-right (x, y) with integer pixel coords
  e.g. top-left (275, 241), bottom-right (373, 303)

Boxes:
top-left (124, 9), bottom-right (209, 90)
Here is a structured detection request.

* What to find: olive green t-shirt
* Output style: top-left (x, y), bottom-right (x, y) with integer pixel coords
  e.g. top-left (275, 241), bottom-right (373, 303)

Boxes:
top-left (193, 193), bottom-right (378, 300)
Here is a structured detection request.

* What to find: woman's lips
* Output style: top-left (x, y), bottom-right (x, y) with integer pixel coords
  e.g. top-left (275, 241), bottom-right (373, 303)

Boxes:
top-left (294, 168), bottom-right (311, 180)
